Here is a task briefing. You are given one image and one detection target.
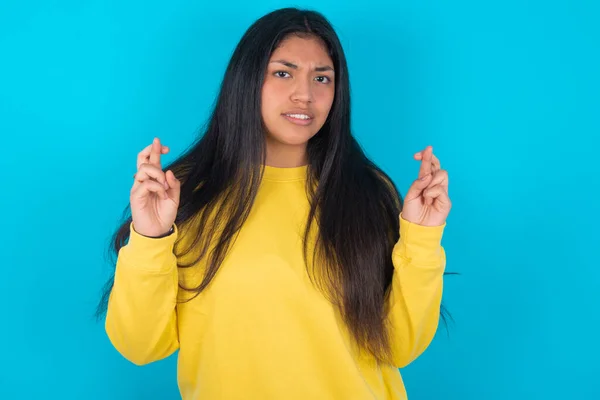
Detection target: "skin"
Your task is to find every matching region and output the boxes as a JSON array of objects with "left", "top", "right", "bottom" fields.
[
  {"left": 133, "top": 39, "right": 451, "bottom": 230},
  {"left": 401, "top": 146, "right": 452, "bottom": 227},
  {"left": 131, "top": 138, "right": 180, "bottom": 237},
  {"left": 260, "top": 34, "right": 336, "bottom": 168},
  {"left": 256, "top": 34, "right": 451, "bottom": 226}
]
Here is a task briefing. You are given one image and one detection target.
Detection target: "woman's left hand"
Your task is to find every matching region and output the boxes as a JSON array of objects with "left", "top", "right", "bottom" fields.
[{"left": 401, "top": 145, "right": 451, "bottom": 227}]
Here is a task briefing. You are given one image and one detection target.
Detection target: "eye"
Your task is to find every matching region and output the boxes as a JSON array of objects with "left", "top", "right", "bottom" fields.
[
  {"left": 315, "top": 76, "right": 332, "bottom": 84},
  {"left": 274, "top": 71, "right": 291, "bottom": 78}
]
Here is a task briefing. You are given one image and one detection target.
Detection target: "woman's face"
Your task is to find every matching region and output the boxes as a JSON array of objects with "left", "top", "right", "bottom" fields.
[{"left": 261, "top": 34, "right": 335, "bottom": 163}]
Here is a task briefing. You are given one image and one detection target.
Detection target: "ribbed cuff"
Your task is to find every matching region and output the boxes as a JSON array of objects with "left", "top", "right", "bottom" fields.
[
  {"left": 119, "top": 222, "right": 179, "bottom": 270},
  {"left": 398, "top": 213, "right": 445, "bottom": 247},
  {"left": 394, "top": 213, "right": 446, "bottom": 266}
]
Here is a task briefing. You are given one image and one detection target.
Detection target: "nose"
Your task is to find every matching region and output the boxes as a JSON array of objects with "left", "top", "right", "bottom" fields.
[{"left": 290, "top": 78, "right": 313, "bottom": 103}]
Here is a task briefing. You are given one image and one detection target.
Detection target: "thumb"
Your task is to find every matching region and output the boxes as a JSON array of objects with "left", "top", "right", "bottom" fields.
[
  {"left": 405, "top": 173, "right": 432, "bottom": 200},
  {"left": 165, "top": 170, "right": 181, "bottom": 202}
]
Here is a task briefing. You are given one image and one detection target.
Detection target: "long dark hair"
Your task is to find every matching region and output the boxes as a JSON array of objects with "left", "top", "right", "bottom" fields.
[{"left": 97, "top": 7, "right": 453, "bottom": 365}]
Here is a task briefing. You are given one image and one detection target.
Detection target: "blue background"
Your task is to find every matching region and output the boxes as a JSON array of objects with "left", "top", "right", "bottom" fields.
[{"left": 1, "top": 0, "right": 598, "bottom": 399}]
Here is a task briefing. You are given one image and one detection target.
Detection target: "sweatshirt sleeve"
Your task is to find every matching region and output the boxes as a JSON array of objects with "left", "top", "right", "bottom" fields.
[
  {"left": 105, "top": 222, "right": 180, "bottom": 366},
  {"left": 386, "top": 213, "right": 446, "bottom": 368}
]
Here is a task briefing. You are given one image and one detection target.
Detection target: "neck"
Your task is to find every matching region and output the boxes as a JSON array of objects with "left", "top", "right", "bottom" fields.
[{"left": 265, "top": 139, "right": 308, "bottom": 168}]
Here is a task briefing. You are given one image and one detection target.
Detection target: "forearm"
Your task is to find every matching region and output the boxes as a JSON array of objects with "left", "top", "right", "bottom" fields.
[
  {"left": 105, "top": 223, "right": 180, "bottom": 365},
  {"left": 386, "top": 214, "right": 446, "bottom": 368}
]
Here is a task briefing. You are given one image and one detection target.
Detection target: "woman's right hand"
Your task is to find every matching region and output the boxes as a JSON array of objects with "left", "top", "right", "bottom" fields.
[{"left": 130, "top": 137, "right": 181, "bottom": 237}]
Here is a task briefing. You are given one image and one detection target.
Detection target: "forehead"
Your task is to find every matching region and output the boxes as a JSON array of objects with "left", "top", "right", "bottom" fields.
[{"left": 270, "top": 35, "right": 332, "bottom": 65}]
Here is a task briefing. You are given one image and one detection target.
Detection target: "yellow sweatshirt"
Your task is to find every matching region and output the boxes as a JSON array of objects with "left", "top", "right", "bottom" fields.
[{"left": 105, "top": 164, "right": 446, "bottom": 400}]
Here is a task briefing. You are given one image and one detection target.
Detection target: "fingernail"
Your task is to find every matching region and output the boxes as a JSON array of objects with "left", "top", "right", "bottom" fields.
[{"left": 420, "top": 174, "right": 429, "bottom": 181}]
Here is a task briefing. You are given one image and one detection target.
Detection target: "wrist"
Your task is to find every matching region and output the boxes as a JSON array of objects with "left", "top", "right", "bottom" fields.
[
  {"left": 144, "top": 225, "right": 175, "bottom": 238},
  {"left": 132, "top": 223, "right": 175, "bottom": 239}
]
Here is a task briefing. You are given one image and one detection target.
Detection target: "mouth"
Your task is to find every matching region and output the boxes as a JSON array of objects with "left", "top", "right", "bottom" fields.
[{"left": 281, "top": 112, "right": 314, "bottom": 126}]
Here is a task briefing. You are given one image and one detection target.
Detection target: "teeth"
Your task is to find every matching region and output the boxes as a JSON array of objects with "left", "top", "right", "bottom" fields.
[{"left": 286, "top": 114, "right": 311, "bottom": 120}]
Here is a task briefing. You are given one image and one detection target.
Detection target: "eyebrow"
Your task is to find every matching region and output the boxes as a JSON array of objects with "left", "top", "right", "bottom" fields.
[{"left": 270, "top": 59, "right": 334, "bottom": 73}]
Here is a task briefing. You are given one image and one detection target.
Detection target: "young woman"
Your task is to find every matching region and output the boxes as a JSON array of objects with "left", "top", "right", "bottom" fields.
[{"left": 98, "top": 7, "right": 451, "bottom": 400}]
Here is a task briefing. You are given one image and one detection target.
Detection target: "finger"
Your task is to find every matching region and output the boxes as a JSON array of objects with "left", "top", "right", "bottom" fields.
[
  {"left": 423, "top": 185, "right": 451, "bottom": 208},
  {"left": 431, "top": 152, "right": 440, "bottom": 175},
  {"left": 131, "top": 179, "right": 169, "bottom": 200},
  {"left": 427, "top": 169, "right": 449, "bottom": 193},
  {"left": 415, "top": 150, "right": 441, "bottom": 173},
  {"left": 134, "top": 164, "right": 169, "bottom": 188},
  {"left": 417, "top": 146, "right": 433, "bottom": 179},
  {"left": 137, "top": 144, "right": 169, "bottom": 169},
  {"left": 137, "top": 143, "right": 169, "bottom": 170},
  {"left": 414, "top": 150, "right": 440, "bottom": 165},
  {"left": 165, "top": 170, "right": 181, "bottom": 204},
  {"left": 149, "top": 137, "right": 163, "bottom": 167},
  {"left": 404, "top": 172, "right": 433, "bottom": 202}
]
